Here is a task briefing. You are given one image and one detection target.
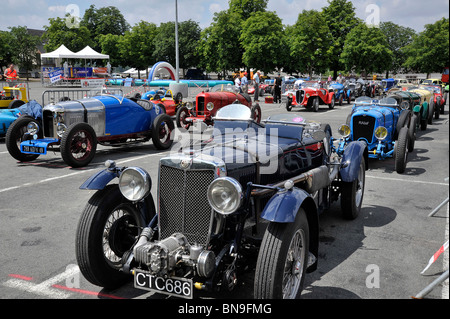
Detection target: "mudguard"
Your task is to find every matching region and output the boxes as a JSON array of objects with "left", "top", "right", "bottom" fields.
[
  {"left": 260, "top": 187, "right": 312, "bottom": 223},
  {"left": 79, "top": 169, "right": 119, "bottom": 190},
  {"left": 413, "top": 104, "right": 421, "bottom": 114},
  {"left": 340, "top": 140, "right": 367, "bottom": 182}
]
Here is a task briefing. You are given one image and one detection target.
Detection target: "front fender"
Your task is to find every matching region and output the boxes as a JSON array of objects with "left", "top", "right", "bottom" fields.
[
  {"left": 340, "top": 140, "right": 368, "bottom": 182},
  {"left": 80, "top": 169, "right": 119, "bottom": 190},
  {"left": 260, "top": 187, "right": 312, "bottom": 223}
]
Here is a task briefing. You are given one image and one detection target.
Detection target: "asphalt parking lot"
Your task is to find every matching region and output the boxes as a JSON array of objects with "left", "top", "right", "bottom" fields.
[{"left": 0, "top": 82, "right": 448, "bottom": 300}]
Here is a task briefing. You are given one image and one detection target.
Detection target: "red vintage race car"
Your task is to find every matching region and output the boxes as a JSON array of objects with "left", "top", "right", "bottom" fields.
[
  {"left": 147, "top": 89, "right": 183, "bottom": 117},
  {"left": 176, "top": 84, "right": 261, "bottom": 129},
  {"left": 286, "top": 81, "right": 335, "bottom": 112},
  {"left": 420, "top": 85, "right": 446, "bottom": 118}
]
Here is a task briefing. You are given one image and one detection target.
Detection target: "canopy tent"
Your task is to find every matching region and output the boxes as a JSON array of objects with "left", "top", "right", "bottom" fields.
[
  {"left": 40, "top": 44, "right": 77, "bottom": 59},
  {"left": 74, "top": 46, "right": 109, "bottom": 59},
  {"left": 41, "top": 45, "right": 109, "bottom": 60}
]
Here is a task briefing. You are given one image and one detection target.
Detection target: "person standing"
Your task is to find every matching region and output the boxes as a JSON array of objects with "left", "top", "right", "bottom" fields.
[
  {"left": 253, "top": 70, "right": 261, "bottom": 101},
  {"left": 241, "top": 72, "right": 248, "bottom": 94},
  {"left": 4, "top": 64, "right": 18, "bottom": 84},
  {"left": 274, "top": 73, "right": 282, "bottom": 103},
  {"left": 234, "top": 74, "right": 241, "bottom": 93}
]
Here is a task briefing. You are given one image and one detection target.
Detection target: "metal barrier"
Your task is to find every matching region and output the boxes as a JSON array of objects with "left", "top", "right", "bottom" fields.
[
  {"left": 413, "top": 177, "right": 449, "bottom": 299},
  {"left": 41, "top": 87, "right": 124, "bottom": 106}
]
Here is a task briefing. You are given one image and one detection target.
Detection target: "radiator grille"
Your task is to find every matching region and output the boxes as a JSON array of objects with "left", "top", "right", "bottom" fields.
[
  {"left": 352, "top": 115, "right": 375, "bottom": 144},
  {"left": 197, "top": 97, "right": 205, "bottom": 115},
  {"left": 159, "top": 165, "right": 215, "bottom": 245},
  {"left": 296, "top": 90, "right": 305, "bottom": 104}
]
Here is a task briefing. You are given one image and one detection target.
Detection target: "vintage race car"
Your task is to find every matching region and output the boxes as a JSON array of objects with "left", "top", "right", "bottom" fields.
[
  {"left": 0, "top": 84, "right": 29, "bottom": 109},
  {"left": 419, "top": 85, "right": 446, "bottom": 118},
  {"left": 286, "top": 81, "right": 335, "bottom": 112},
  {"left": 175, "top": 84, "right": 261, "bottom": 129},
  {"left": 407, "top": 86, "right": 435, "bottom": 126},
  {"left": 5, "top": 90, "right": 174, "bottom": 168},
  {"left": 75, "top": 103, "right": 368, "bottom": 299},
  {"left": 328, "top": 82, "right": 346, "bottom": 105},
  {"left": 388, "top": 91, "right": 429, "bottom": 131},
  {"left": 141, "top": 89, "right": 183, "bottom": 117},
  {"left": 339, "top": 97, "right": 415, "bottom": 174},
  {"left": 0, "top": 108, "right": 21, "bottom": 136}
]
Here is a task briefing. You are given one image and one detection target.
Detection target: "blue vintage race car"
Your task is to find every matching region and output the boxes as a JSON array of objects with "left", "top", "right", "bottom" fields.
[
  {"left": 328, "top": 82, "right": 346, "bottom": 105},
  {"left": 5, "top": 91, "right": 174, "bottom": 167},
  {"left": 0, "top": 108, "right": 21, "bottom": 136},
  {"left": 336, "top": 97, "right": 415, "bottom": 174}
]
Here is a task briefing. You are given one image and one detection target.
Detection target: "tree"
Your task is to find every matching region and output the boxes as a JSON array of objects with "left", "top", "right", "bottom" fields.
[
  {"left": 240, "top": 11, "right": 285, "bottom": 74},
  {"left": 228, "top": 0, "right": 268, "bottom": 21},
  {"left": 98, "top": 34, "right": 123, "bottom": 68},
  {"left": 379, "top": 21, "right": 416, "bottom": 77},
  {"left": 9, "top": 26, "right": 41, "bottom": 80},
  {"left": 290, "top": 10, "right": 332, "bottom": 77},
  {"left": 402, "top": 18, "right": 449, "bottom": 77},
  {"left": 340, "top": 23, "right": 393, "bottom": 76},
  {"left": 322, "top": 0, "right": 360, "bottom": 79},
  {"left": 42, "top": 16, "right": 93, "bottom": 52},
  {"left": 0, "top": 31, "right": 14, "bottom": 71},
  {"left": 197, "top": 10, "right": 243, "bottom": 77},
  {"left": 118, "top": 21, "right": 158, "bottom": 78},
  {"left": 81, "top": 5, "right": 129, "bottom": 50}
]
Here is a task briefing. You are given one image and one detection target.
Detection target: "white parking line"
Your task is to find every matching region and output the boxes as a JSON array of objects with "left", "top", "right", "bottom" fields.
[
  {"left": 3, "top": 266, "right": 80, "bottom": 299},
  {"left": 0, "top": 152, "right": 167, "bottom": 194},
  {"left": 366, "top": 175, "right": 449, "bottom": 187}
]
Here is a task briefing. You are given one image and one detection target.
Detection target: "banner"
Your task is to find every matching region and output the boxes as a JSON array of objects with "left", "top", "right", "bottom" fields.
[{"left": 81, "top": 79, "right": 106, "bottom": 88}]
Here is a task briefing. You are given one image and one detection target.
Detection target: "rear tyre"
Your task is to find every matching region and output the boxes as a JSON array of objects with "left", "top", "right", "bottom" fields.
[
  {"left": 407, "top": 115, "right": 417, "bottom": 152},
  {"left": 328, "top": 95, "right": 335, "bottom": 109},
  {"left": 251, "top": 103, "right": 262, "bottom": 123},
  {"left": 152, "top": 113, "right": 174, "bottom": 150}
]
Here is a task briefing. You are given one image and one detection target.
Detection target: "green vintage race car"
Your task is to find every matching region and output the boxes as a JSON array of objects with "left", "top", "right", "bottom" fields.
[{"left": 388, "top": 90, "right": 430, "bottom": 131}]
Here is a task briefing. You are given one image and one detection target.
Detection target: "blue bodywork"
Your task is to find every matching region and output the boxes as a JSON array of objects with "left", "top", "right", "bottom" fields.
[
  {"left": 338, "top": 97, "right": 404, "bottom": 160},
  {"left": 19, "top": 95, "right": 165, "bottom": 157},
  {"left": 0, "top": 109, "right": 21, "bottom": 136},
  {"left": 328, "top": 82, "right": 345, "bottom": 102}
]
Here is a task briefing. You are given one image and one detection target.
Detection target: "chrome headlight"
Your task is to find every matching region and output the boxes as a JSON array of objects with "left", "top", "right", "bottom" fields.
[
  {"left": 186, "top": 102, "right": 194, "bottom": 110},
  {"left": 206, "top": 102, "right": 214, "bottom": 111},
  {"left": 338, "top": 124, "right": 351, "bottom": 138},
  {"left": 56, "top": 123, "right": 67, "bottom": 137},
  {"left": 27, "top": 121, "right": 39, "bottom": 135},
  {"left": 207, "top": 177, "right": 243, "bottom": 215},
  {"left": 375, "top": 126, "right": 388, "bottom": 140},
  {"left": 119, "top": 167, "right": 151, "bottom": 201}
]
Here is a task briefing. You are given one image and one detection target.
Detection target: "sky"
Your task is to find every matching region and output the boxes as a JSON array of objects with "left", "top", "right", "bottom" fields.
[{"left": 1, "top": 0, "right": 448, "bottom": 33}]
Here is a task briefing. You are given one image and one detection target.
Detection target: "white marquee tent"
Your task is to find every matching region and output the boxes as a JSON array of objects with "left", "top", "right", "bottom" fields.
[{"left": 41, "top": 45, "right": 109, "bottom": 60}]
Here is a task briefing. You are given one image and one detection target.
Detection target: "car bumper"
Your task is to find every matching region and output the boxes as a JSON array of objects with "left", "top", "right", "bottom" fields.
[{"left": 20, "top": 138, "right": 59, "bottom": 155}]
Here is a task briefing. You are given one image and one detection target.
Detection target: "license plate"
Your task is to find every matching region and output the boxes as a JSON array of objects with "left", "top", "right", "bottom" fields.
[
  {"left": 134, "top": 271, "right": 193, "bottom": 299},
  {"left": 22, "top": 145, "right": 45, "bottom": 154}
]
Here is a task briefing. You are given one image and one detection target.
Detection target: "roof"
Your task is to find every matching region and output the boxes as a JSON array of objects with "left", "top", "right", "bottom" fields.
[{"left": 40, "top": 45, "right": 109, "bottom": 59}]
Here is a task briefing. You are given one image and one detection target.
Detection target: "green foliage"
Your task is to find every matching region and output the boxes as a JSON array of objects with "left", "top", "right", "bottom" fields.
[
  {"left": 8, "top": 26, "right": 41, "bottom": 78},
  {"left": 402, "top": 18, "right": 449, "bottom": 75},
  {"left": 290, "top": 10, "right": 332, "bottom": 76},
  {"left": 321, "top": 0, "right": 360, "bottom": 77},
  {"left": 0, "top": 31, "right": 14, "bottom": 69},
  {"left": 379, "top": 21, "right": 416, "bottom": 76},
  {"left": 42, "top": 16, "right": 93, "bottom": 52},
  {"left": 240, "top": 11, "right": 285, "bottom": 73},
  {"left": 81, "top": 5, "right": 129, "bottom": 50},
  {"left": 153, "top": 20, "right": 201, "bottom": 71},
  {"left": 197, "top": 10, "right": 243, "bottom": 75},
  {"left": 340, "top": 23, "right": 393, "bottom": 75},
  {"left": 228, "top": 0, "right": 268, "bottom": 20}
]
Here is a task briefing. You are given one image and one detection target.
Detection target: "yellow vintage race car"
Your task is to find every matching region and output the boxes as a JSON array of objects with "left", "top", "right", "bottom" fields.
[
  {"left": 407, "top": 87, "right": 435, "bottom": 128},
  {"left": 0, "top": 84, "right": 29, "bottom": 109}
]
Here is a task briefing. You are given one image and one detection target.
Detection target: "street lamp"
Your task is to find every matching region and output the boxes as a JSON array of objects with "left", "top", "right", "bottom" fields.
[{"left": 175, "top": 0, "right": 179, "bottom": 83}]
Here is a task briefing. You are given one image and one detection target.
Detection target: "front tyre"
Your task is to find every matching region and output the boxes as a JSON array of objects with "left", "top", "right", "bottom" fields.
[
  {"left": 5, "top": 115, "right": 40, "bottom": 162},
  {"left": 340, "top": 157, "right": 365, "bottom": 220},
  {"left": 254, "top": 209, "right": 309, "bottom": 299},
  {"left": 76, "top": 185, "right": 153, "bottom": 289},
  {"left": 394, "top": 126, "right": 409, "bottom": 174},
  {"left": 251, "top": 103, "right": 262, "bottom": 123}
]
